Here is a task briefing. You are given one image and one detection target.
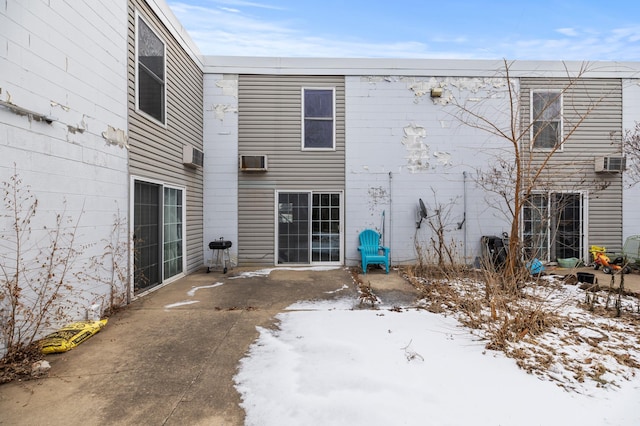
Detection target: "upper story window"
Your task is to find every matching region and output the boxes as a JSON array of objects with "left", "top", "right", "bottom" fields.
[
  {"left": 302, "top": 88, "right": 335, "bottom": 150},
  {"left": 531, "top": 90, "right": 562, "bottom": 150},
  {"left": 136, "top": 14, "right": 166, "bottom": 125}
]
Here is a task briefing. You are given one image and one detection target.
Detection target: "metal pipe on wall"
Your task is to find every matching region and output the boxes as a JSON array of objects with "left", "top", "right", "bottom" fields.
[
  {"left": 463, "top": 171, "right": 468, "bottom": 262},
  {"left": 388, "top": 171, "right": 393, "bottom": 262}
]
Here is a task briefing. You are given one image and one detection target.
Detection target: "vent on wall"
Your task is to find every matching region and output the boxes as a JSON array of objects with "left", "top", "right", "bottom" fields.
[
  {"left": 594, "top": 156, "right": 625, "bottom": 173},
  {"left": 183, "top": 144, "right": 204, "bottom": 168},
  {"left": 240, "top": 155, "right": 268, "bottom": 171}
]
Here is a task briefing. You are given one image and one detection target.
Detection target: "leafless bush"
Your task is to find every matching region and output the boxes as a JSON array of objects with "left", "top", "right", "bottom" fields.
[
  {"left": 0, "top": 170, "right": 88, "bottom": 360},
  {"left": 406, "top": 264, "right": 562, "bottom": 351},
  {"left": 349, "top": 268, "right": 380, "bottom": 308},
  {"left": 406, "top": 260, "right": 640, "bottom": 392},
  {"left": 82, "top": 206, "right": 130, "bottom": 316},
  {"left": 624, "top": 121, "right": 640, "bottom": 187},
  {"left": 413, "top": 195, "right": 469, "bottom": 280},
  {"left": 0, "top": 170, "right": 129, "bottom": 383}
]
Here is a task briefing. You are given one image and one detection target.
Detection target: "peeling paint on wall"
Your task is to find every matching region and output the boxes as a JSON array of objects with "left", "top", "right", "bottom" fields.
[
  {"left": 210, "top": 104, "right": 238, "bottom": 121},
  {"left": 361, "top": 76, "right": 399, "bottom": 84},
  {"left": 433, "top": 151, "right": 452, "bottom": 166},
  {"left": 50, "top": 100, "right": 70, "bottom": 112},
  {"left": 216, "top": 79, "right": 238, "bottom": 98},
  {"left": 402, "top": 123, "right": 430, "bottom": 173},
  {"left": 49, "top": 101, "right": 91, "bottom": 135},
  {"left": 66, "top": 114, "right": 88, "bottom": 134},
  {"left": 404, "top": 77, "right": 508, "bottom": 105},
  {"left": 367, "top": 186, "right": 390, "bottom": 213},
  {"left": 102, "top": 125, "right": 128, "bottom": 149},
  {"left": 404, "top": 77, "right": 438, "bottom": 98}
]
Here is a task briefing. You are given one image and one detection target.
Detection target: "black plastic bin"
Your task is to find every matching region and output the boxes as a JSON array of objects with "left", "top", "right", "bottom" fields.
[
  {"left": 481, "top": 235, "right": 508, "bottom": 270},
  {"left": 576, "top": 272, "right": 595, "bottom": 284}
]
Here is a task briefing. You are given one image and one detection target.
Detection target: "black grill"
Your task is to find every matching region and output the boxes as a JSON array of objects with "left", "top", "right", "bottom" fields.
[{"left": 209, "top": 240, "right": 232, "bottom": 250}]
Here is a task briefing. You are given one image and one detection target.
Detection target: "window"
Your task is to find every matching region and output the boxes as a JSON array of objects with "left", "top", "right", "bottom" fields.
[
  {"left": 531, "top": 90, "right": 562, "bottom": 149},
  {"left": 136, "top": 14, "right": 166, "bottom": 124},
  {"left": 302, "top": 88, "right": 335, "bottom": 149}
]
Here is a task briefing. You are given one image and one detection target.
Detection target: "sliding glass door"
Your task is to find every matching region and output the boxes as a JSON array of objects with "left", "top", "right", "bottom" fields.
[
  {"left": 523, "top": 192, "right": 584, "bottom": 262},
  {"left": 277, "top": 191, "right": 342, "bottom": 265},
  {"left": 133, "top": 180, "right": 184, "bottom": 293}
]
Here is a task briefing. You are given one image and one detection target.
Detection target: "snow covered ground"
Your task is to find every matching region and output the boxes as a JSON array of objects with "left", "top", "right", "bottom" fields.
[{"left": 234, "top": 277, "right": 640, "bottom": 426}]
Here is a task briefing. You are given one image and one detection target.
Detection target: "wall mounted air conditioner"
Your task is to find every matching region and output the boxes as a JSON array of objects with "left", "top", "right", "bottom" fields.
[
  {"left": 240, "top": 154, "right": 268, "bottom": 171},
  {"left": 183, "top": 144, "right": 204, "bottom": 168},
  {"left": 594, "top": 156, "right": 625, "bottom": 173}
]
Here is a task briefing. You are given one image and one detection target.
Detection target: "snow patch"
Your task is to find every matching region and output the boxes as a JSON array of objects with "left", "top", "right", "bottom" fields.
[
  {"left": 187, "top": 282, "right": 223, "bottom": 296},
  {"left": 164, "top": 300, "right": 200, "bottom": 309}
]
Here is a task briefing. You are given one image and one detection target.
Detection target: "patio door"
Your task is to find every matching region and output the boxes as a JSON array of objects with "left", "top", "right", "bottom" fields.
[
  {"left": 277, "top": 191, "right": 342, "bottom": 264},
  {"left": 134, "top": 181, "right": 161, "bottom": 291},
  {"left": 133, "top": 179, "right": 184, "bottom": 293},
  {"left": 523, "top": 192, "right": 584, "bottom": 262}
]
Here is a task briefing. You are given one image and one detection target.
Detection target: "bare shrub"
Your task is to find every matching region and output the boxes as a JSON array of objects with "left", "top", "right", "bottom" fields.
[
  {"left": 407, "top": 261, "right": 640, "bottom": 391},
  {"left": 82, "top": 206, "right": 130, "bottom": 316},
  {"left": 413, "top": 195, "right": 469, "bottom": 281},
  {"left": 0, "top": 170, "right": 86, "bottom": 359},
  {"left": 406, "top": 264, "right": 562, "bottom": 351},
  {"left": 0, "top": 169, "right": 131, "bottom": 383},
  {"left": 349, "top": 268, "right": 380, "bottom": 308},
  {"left": 624, "top": 121, "right": 640, "bottom": 187}
]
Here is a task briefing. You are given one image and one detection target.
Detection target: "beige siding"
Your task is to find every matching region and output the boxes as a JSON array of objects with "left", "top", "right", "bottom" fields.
[
  {"left": 520, "top": 78, "right": 623, "bottom": 252},
  {"left": 128, "top": 0, "right": 204, "bottom": 273},
  {"left": 238, "top": 75, "right": 345, "bottom": 265}
]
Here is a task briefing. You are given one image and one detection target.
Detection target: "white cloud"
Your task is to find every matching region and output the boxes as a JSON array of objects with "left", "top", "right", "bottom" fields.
[
  {"left": 169, "top": 2, "right": 294, "bottom": 34},
  {"left": 168, "top": 2, "right": 640, "bottom": 60},
  {"left": 556, "top": 27, "right": 579, "bottom": 36},
  {"left": 169, "top": 2, "right": 440, "bottom": 58},
  {"left": 611, "top": 26, "right": 640, "bottom": 43},
  {"left": 204, "top": 0, "right": 285, "bottom": 10},
  {"left": 219, "top": 7, "right": 241, "bottom": 13}
]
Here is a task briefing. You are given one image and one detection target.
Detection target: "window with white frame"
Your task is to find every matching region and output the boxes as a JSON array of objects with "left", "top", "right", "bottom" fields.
[
  {"left": 302, "top": 88, "right": 335, "bottom": 150},
  {"left": 136, "top": 14, "right": 166, "bottom": 124},
  {"left": 531, "top": 90, "right": 562, "bottom": 149}
]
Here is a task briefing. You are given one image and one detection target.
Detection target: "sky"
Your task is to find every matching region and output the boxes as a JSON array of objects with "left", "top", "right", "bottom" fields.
[
  {"left": 167, "top": 0, "right": 640, "bottom": 60},
  {"left": 227, "top": 269, "right": 640, "bottom": 425}
]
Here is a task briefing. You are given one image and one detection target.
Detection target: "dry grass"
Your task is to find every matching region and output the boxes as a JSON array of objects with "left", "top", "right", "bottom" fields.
[
  {"left": 350, "top": 268, "right": 381, "bottom": 308},
  {"left": 405, "top": 265, "right": 640, "bottom": 392},
  {"left": 0, "top": 343, "right": 45, "bottom": 384}
]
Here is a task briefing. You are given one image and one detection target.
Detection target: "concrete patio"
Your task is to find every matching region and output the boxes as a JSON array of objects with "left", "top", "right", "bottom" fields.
[{"left": 0, "top": 265, "right": 638, "bottom": 425}]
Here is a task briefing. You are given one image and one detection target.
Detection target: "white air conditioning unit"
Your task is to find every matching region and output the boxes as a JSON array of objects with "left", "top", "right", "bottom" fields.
[
  {"left": 594, "top": 156, "right": 625, "bottom": 173},
  {"left": 240, "top": 154, "right": 268, "bottom": 171},
  {"left": 183, "top": 144, "right": 204, "bottom": 168}
]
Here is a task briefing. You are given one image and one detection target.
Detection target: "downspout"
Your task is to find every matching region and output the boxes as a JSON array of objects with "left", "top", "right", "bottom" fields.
[
  {"left": 388, "top": 171, "right": 393, "bottom": 262},
  {"left": 463, "top": 171, "right": 468, "bottom": 263}
]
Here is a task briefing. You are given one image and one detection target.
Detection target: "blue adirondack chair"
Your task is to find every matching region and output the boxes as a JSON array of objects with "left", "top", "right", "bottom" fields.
[{"left": 358, "top": 229, "right": 390, "bottom": 274}]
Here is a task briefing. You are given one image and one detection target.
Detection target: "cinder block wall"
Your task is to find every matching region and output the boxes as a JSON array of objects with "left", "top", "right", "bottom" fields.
[
  {"left": 345, "top": 76, "right": 513, "bottom": 266},
  {"left": 0, "top": 0, "right": 130, "bottom": 337}
]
